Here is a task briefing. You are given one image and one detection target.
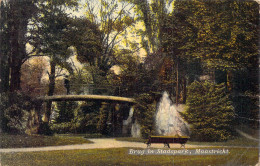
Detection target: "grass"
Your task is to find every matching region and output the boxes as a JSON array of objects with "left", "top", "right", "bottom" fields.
[
  {"left": 0, "top": 133, "right": 92, "bottom": 148},
  {"left": 188, "top": 136, "right": 258, "bottom": 147},
  {"left": 116, "top": 136, "right": 258, "bottom": 147},
  {"left": 1, "top": 147, "right": 258, "bottom": 166}
]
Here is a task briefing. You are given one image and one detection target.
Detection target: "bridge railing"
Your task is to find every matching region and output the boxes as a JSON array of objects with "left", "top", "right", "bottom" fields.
[
  {"left": 27, "top": 83, "right": 176, "bottom": 98},
  {"left": 31, "top": 84, "right": 123, "bottom": 97}
]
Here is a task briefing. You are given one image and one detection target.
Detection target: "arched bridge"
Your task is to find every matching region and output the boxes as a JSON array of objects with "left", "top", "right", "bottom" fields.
[
  {"left": 38, "top": 95, "right": 135, "bottom": 103},
  {"left": 37, "top": 94, "right": 136, "bottom": 136}
]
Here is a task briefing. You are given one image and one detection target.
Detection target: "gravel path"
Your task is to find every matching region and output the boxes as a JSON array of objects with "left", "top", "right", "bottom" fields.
[{"left": 0, "top": 138, "right": 209, "bottom": 153}]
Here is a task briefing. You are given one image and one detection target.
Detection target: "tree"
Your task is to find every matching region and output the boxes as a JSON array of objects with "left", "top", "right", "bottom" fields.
[
  {"left": 68, "top": 62, "right": 92, "bottom": 95},
  {"left": 126, "top": 0, "right": 155, "bottom": 54},
  {"left": 182, "top": 81, "right": 235, "bottom": 141},
  {"left": 180, "top": 0, "right": 258, "bottom": 90},
  {"left": 69, "top": 18, "right": 102, "bottom": 66},
  {"left": 134, "top": 93, "right": 158, "bottom": 138},
  {"left": 73, "top": 102, "right": 100, "bottom": 133},
  {"left": 20, "top": 57, "right": 48, "bottom": 97},
  {"left": 0, "top": 0, "right": 38, "bottom": 92},
  {"left": 112, "top": 52, "right": 164, "bottom": 97},
  {"left": 0, "top": 1, "right": 10, "bottom": 93},
  {"left": 134, "top": 0, "right": 195, "bottom": 104},
  {"left": 0, "top": 0, "right": 39, "bottom": 132},
  {"left": 161, "top": 14, "right": 191, "bottom": 104},
  {"left": 172, "top": 0, "right": 259, "bottom": 129},
  {"left": 67, "top": 17, "right": 104, "bottom": 88},
  {"left": 121, "top": 0, "right": 199, "bottom": 104},
  {"left": 122, "top": 0, "right": 174, "bottom": 54},
  {"left": 0, "top": 0, "right": 78, "bottom": 134},
  {"left": 33, "top": 3, "right": 76, "bottom": 124},
  {"left": 83, "top": 0, "right": 136, "bottom": 76},
  {"left": 55, "top": 101, "right": 78, "bottom": 123},
  {"left": 0, "top": 0, "right": 78, "bottom": 94}
]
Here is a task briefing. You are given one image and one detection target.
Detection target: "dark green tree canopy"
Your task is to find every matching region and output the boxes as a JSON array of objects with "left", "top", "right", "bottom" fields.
[
  {"left": 68, "top": 17, "right": 103, "bottom": 67},
  {"left": 178, "top": 0, "right": 259, "bottom": 70}
]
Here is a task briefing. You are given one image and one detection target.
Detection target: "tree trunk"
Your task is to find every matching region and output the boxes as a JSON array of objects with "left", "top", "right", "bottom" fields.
[
  {"left": 182, "top": 76, "right": 186, "bottom": 104},
  {"left": 44, "top": 60, "right": 56, "bottom": 123},
  {"left": 1, "top": 1, "right": 37, "bottom": 93},
  {"left": 0, "top": 59, "right": 10, "bottom": 93},
  {"left": 9, "top": 17, "right": 22, "bottom": 92},
  {"left": 48, "top": 60, "right": 56, "bottom": 96},
  {"left": 8, "top": 1, "right": 31, "bottom": 92},
  {"left": 0, "top": 3, "right": 10, "bottom": 93},
  {"left": 9, "top": 62, "right": 22, "bottom": 92},
  {"left": 226, "top": 70, "right": 233, "bottom": 91},
  {"left": 175, "top": 56, "right": 179, "bottom": 105}
]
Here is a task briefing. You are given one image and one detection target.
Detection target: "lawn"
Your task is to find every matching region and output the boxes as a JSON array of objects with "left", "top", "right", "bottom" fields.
[
  {"left": 0, "top": 134, "right": 92, "bottom": 148},
  {"left": 1, "top": 147, "right": 258, "bottom": 166},
  {"left": 116, "top": 136, "right": 259, "bottom": 147},
  {"left": 188, "top": 137, "right": 258, "bottom": 147}
]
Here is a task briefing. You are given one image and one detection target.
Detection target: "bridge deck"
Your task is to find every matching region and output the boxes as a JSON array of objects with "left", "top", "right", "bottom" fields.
[{"left": 38, "top": 95, "right": 135, "bottom": 103}]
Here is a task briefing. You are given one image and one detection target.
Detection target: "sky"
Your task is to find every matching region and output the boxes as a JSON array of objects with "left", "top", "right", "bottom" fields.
[{"left": 65, "top": 0, "right": 147, "bottom": 72}]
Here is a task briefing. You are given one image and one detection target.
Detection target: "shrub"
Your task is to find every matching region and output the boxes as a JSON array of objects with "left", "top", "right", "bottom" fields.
[
  {"left": 0, "top": 93, "right": 10, "bottom": 132},
  {"left": 55, "top": 101, "right": 78, "bottom": 123},
  {"left": 75, "top": 102, "right": 100, "bottom": 133},
  {"left": 182, "top": 81, "right": 235, "bottom": 141},
  {"left": 134, "top": 93, "right": 159, "bottom": 138},
  {"left": 51, "top": 102, "right": 100, "bottom": 134},
  {"left": 0, "top": 92, "right": 40, "bottom": 134},
  {"left": 50, "top": 122, "right": 74, "bottom": 134}
]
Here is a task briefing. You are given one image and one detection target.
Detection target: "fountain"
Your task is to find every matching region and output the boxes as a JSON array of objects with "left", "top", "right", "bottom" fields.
[
  {"left": 122, "top": 107, "right": 141, "bottom": 137},
  {"left": 123, "top": 91, "right": 189, "bottom": 138},
  {"left": 155, "top": 91, "right": 190, "bottom": 136},
  {"left": 123, "top": 107, "right": 134, "bottom": 126},
  {"left": 131, "top": 119, "right": 141, "bottom": 138}
]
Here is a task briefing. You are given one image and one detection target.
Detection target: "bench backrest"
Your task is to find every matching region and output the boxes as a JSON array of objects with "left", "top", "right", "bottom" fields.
[{"left": 149, "top": 136, "right": 189, "bottom": 144}]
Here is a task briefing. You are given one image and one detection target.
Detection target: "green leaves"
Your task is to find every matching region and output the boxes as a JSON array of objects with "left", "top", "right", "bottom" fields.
[
  {"left": 183, "top": 81, "right": 235, "bottom": 141},
  {"left": 134, "top": 93, "right": 157, "bottom": 138},
  {"left": 179, "top": 0, "right": 258, "bottom": 70},
  {"left": 69, "top": 17, "right": 102, "bottom": 65}
]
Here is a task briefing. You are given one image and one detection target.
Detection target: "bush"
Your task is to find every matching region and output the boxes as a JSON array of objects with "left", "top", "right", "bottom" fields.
[
  {"left": 76, "top": 102, "right": 101, "bottom": 133},
  {"left": 182, "top": 81, "right": 235, "bottom": 141},
  {"left": 55, "top": 101, "right": 78, "bottom": 123},
  {"left": 51, "top": 102, "right": 100, "bottom": 134},
  {"left": 50, "top": 122, "right": 74, "bottom": 134},
  {"left": 0, "top": 93, "right": 10, "bottom": 132},
  {"left": 134, "top": 93, "right": 159, "bottom": 138},
  {"left": 0, "top": 92, "right": 40, "bottom": 134}
]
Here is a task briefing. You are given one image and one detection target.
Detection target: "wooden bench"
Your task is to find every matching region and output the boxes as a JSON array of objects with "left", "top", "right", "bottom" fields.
[{"left": 145, "top": 136, "right": 189, "bottom": 148}]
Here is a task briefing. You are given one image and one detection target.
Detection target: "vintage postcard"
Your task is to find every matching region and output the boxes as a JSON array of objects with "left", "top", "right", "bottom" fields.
[{"left": 0, "top": 0, "right": 259, "bottom": 165}]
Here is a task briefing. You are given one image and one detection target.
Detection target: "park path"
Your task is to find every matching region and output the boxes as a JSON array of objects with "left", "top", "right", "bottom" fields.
[
  {"left": 235, "top": 128, "right": 259, "bottom": 141},
  {"left": 0, "top": 138, "right": 211, "bottom": 153}
]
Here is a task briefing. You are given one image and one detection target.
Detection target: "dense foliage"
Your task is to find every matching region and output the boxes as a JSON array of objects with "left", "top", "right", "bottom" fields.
[
  {"left": 55, "top": 101, "right": 78, "bottom": 123},
  {"left": 182, "top": 81, "right": 235, "bottom": 141},
  {"left": 134, "top": 93, "right": 159, "bottom": 138},
  {"left": 51, "top": 102, "right": 99, "bottom": 134},
  {"left": 0, "top": 92, "right": 41, "bottom": 134},
  {"left": 51, "top": 101, "right": 125, "bottom": 135}
]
